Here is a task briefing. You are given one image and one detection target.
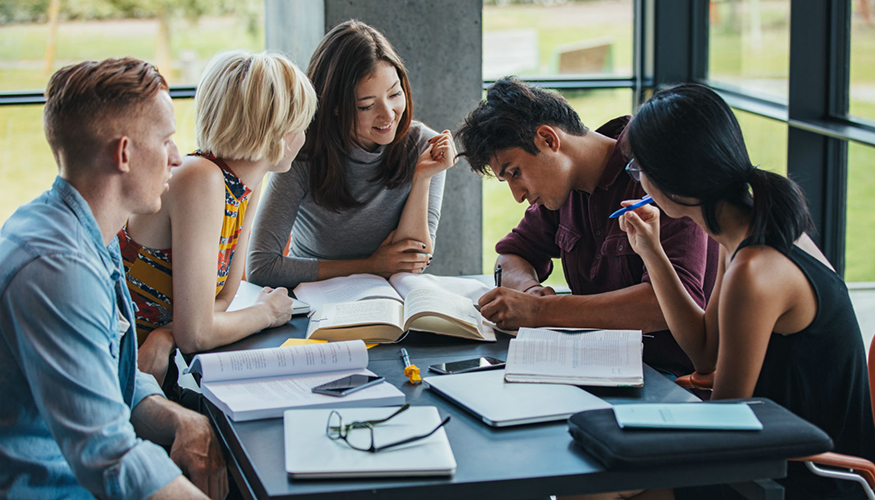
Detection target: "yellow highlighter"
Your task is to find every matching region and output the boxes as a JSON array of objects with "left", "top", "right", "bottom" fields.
[{"left": 400, "top": 348, "right": 421, "bottom": 384}]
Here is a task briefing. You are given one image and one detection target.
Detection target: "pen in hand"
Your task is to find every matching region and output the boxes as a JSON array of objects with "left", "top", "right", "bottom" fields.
[
  {"left": 494, "top": 264, "right": 502, "bottom": 287},
  {"left": 609, "top": 195, "right": 654, "bottom": 219}
]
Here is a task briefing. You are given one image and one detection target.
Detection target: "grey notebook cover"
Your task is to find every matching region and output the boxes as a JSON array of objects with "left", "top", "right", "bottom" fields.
[
  {"left": 284, "top": 406, "right": 456, "bottom": 478},
  {"left": 425, "top": 369, "right": 612, "bottom": 427}
]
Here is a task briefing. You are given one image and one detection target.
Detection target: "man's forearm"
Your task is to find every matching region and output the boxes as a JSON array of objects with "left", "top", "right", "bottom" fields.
[
  {"left": 495, "top": 254, "right": 542, "bottom": 290},
  {"left": 538, "top": 282, "right": 668, "bottom": 333},
  {"left": 131, "top": 394, "right": 194, "bottom": 446}
]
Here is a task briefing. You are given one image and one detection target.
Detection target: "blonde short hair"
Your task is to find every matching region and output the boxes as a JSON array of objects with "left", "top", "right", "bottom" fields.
[{"left": 195, "top": 50, "right": 317, "bottom": 163}]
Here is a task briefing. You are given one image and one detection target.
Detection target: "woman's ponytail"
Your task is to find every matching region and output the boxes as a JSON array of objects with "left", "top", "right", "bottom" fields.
[{"left": 746, "top": 168, "right": 814, "bottom": 253}]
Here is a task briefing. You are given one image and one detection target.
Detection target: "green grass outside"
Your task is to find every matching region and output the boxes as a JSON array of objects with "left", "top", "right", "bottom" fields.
[{"left": 0, "top": 16, "right": 263, "bottom": 91}]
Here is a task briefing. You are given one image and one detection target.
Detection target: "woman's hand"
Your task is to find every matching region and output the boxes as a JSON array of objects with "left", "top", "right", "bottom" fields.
[
  {"left": 254, "top": 286, "right": 295, "bottom": 329},
  {"left": 414, "top": 130, "right": 456, "bottom": 181},
  {"left": 617, "top": 202, "right": 662, "bottom": 259},
  {"left": 367, "top": 231, "right": 431, "bottom": 278}
]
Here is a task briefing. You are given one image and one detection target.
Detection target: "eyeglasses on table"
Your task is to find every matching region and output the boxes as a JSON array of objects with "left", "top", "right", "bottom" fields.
[{"left": 325, "top": 403, "right": 451, "bottom": 453}]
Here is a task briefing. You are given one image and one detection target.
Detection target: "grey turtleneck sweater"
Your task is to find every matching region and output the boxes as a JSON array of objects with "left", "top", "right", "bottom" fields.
[{"left": 247, "top": 121, "right": 445, "bottom": 289}]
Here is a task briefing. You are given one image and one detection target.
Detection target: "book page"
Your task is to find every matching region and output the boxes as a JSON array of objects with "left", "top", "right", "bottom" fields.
[
  {"left": 389, "top": 272, "right": 492, "bottom": 303},
  {"left": 204, "top": 368, "right": 405, "bottom": 421},
  {"left": 293, "top": 274, "right": 401, "bottom": 311},
  {"left": 186, "top": 340, "right": 369, "bottom": 383},
  {"left": 506, "top": 328, "right": 641, "bottom": 379},
  {"left": 402, "top": 286, "right": 481, "bottom": 329},
  {"left": 308, "top": 299, "right": 404, "bottom": 331}
]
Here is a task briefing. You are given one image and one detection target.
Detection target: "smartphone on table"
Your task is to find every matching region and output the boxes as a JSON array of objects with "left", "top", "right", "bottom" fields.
[
  {"left": 311, "top": 374, "right": 385, "bottom": 397},
  {"left": 428, "top": 357, "right": 506, "bottom": 375}
]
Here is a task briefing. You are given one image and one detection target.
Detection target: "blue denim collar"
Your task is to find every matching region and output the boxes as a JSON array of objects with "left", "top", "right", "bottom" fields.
[{"left": 51, "top": 176, "right": 123, "bottom": 279}]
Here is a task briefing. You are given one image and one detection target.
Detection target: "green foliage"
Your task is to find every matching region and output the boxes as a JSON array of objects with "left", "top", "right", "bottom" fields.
[
  {"left": 0, "top": 0, "right": 261, "bottom": 24},
  {"left": 0, "top": 0, "right": 50, "bottom": 24}
]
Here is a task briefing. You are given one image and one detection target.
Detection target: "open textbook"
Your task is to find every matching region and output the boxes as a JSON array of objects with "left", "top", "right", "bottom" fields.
[
  {"left": 185, "top": 340, "right": 405, "bottom": 421},
  {"left": 504, "top": 328, "right": 643, "bottom": 387},
  {"left": 296, "top": 273, "right": 497, "bottom": 343}
]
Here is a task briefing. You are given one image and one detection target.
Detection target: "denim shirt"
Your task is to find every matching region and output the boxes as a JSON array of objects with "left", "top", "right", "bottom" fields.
[{"left": 0, "top": 177, "right": 181, "bottom": 499}]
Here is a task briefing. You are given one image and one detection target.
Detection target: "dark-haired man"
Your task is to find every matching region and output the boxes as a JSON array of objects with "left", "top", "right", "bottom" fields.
[
  {"left": 0, "top": 58, "right": 226, "bottom": 499},
  {"left": 458, "top": 77, "right": 716, "bottom": 375}
]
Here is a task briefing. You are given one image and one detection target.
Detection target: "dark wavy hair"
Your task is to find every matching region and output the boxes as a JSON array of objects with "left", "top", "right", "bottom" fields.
[
  {"left": 456, "top": 76, "right": 587, "bottom": 176},
  {"left": 627, "top": 83, "right": 814, "bottom": 253},
  {"left": 299, "top": 20, "right": 415, "bottom": 212}
]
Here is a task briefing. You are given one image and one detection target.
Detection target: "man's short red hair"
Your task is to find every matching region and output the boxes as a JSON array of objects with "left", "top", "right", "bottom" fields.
[{"left": 43, "top": 57, "right": 168, "bottom": 168}]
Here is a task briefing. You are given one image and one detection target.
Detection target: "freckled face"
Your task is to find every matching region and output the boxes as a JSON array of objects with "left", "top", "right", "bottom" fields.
[
  {"left": 491, "top": 147, "right": 573, "bottom": 211},
  {"left": 128, "top": 91, "right": 182, "bottom": 214},
  {"left": 353, "top": 61, "right": 406, "bottom": 152}
]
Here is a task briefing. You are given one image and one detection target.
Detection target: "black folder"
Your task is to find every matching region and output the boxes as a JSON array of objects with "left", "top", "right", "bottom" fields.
[{"left": 567, "top": 398, "right": 833, "bottom": 469}]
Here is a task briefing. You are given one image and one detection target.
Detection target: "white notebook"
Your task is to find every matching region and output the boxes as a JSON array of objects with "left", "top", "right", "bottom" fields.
[
  {"left": 425, "top": 369, "right": 612, "bottom": 427},
  {"left": 284, "top": 406, "right": 456, "bottom": 478}
]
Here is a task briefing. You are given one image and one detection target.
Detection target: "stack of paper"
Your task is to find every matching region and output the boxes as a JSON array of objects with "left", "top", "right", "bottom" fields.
[{"left": 504, "top": 328, "right": 643, "bottom": 387}]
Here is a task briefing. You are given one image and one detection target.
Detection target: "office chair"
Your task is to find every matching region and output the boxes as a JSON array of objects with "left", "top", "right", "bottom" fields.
[{"left": 675, "top": 335, "right": 875, "bottom": 499}]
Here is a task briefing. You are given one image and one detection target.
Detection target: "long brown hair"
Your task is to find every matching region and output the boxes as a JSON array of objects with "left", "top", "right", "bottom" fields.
[{"left": 301, "top": 20, "right": 415, "bottom": 211}]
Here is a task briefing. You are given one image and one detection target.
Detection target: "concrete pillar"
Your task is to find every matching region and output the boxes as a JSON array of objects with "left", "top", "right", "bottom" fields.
[
  {"left": 266, "top": 0, "right": 484, "bottom": 276},
  {"left": 265, "top": 0, "right": 325, "bottom": 67}
]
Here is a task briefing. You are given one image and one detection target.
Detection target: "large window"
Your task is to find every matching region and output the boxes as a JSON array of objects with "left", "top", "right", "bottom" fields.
[
  {"left": 0, "top": 2, "right": 263, "bottom": 223},
  {"left": 483, "top": 0, "right": 633, "bottom": 80},
  {"left": 734, "top": 109, "right": 788, "bottom": 176},
  {"left": 845, "top": 143, "right": 875, "bottom": 282},
  {"left": 850, "top": 0, "right": 875, "bottom": 123},
  {"left": 707, "top": 0, "right": 790, "bottom": 102},
  {"left": 481, "top": 1, "right": 634, "bottom": 276}
]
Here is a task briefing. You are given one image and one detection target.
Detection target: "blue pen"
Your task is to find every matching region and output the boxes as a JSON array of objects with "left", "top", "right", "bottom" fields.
[{"left": 609, "top": 195, "right": 654, "bottom": 219}]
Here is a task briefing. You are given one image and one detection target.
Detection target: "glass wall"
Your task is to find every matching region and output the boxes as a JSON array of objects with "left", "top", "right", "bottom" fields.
[
  {"left": 850, "top": 0, "right": 875, "bottom": 122},
  {"left": 0, "top": 2, "right": 264, "bottom": 224},
  {"left": 482, "top": 0, "right": 633, "bottom": 80},
  {"left": 481, "top": 88, "right": 632, "bottom": 282},
  {"left": 733, "top": 109, "right": 788, "bottom": 176},
  {"left": 845, "top": 142, "right": 875, "bottom": 282},
  {"left": 708, "top": 0, "right": 790, "bottom": 102},
  {"left": 0, "top": 100, "right": 198, "bottom": 223},
  {"left": 0, "top": 2, "right": 264, "bottom": 92}
]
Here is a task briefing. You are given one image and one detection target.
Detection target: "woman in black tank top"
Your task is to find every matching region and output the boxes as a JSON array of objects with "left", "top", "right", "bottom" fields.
[{"left": 603, "top": 84, "right": 874, "bottom": 500}]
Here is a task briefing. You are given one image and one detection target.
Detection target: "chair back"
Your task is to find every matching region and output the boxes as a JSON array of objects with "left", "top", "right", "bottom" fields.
[{"left": 869, "top": 334, "right": 874, "bottom": 424}]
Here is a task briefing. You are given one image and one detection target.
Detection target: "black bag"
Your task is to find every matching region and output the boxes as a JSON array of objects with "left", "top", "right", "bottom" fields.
[{"left": 567, "top": 398, "right": 833, "bottom": 469}]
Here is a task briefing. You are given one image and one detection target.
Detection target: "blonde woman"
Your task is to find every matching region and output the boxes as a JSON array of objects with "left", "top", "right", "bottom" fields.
[{"left": 120, "top": 51, "right": 317, "bottom": 400}]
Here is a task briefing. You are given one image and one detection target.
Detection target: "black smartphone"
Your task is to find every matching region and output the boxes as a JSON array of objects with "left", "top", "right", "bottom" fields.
[
  {"left": 428, "top": 357, "right": 506, "bottom": 375},
  {"left": 311, "top": 374, "right": 385, "bottom": 397}
]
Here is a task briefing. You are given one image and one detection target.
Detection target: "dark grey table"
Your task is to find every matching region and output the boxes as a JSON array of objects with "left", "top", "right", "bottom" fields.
[{"left": 203, "top": 316, "right": 787, "bottom": 500}]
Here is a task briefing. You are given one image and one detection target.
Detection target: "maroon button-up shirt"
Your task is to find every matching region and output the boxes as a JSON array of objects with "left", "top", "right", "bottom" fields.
[{"left": 495, "top": 116, "right": 717, "bottom": 374}]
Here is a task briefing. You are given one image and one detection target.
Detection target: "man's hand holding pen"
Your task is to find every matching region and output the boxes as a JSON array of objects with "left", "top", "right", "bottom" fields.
[{"left": 477, "top": 287, "right": 546, "bottom": 331}]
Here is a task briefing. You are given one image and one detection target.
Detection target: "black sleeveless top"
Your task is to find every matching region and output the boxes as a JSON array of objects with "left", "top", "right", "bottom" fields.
[{"left": 737, "top": 239, "right": 875, "bottom": 499}]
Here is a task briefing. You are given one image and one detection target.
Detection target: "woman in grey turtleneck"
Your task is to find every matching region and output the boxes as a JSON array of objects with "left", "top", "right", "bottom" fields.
[{"left": 247, "top": 20, "right": 453, "bottom": 290}]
